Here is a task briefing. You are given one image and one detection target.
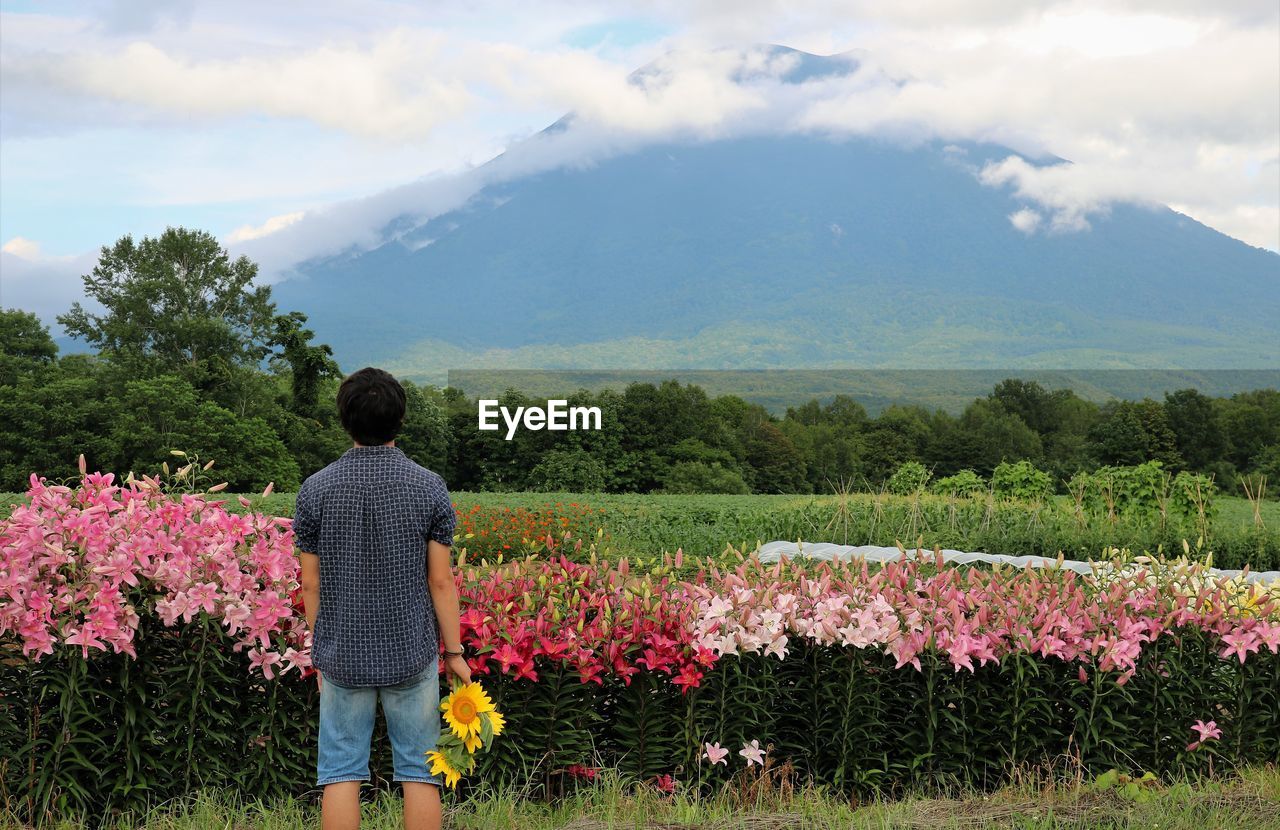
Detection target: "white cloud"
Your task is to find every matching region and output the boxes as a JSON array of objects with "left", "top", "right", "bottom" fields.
[
  {"left": 225, "top": 211, "right": 305, "bottom": 243},
  {"left": 2, "top": 237, "right": 44, "bottom": 259},
  {"left": 0, "top": 241, "right": 95, "bottom": 326},
  {"left": 12, "top": 32, "right": 474, "bottom": 141},
  {"left": 1008, "top": 208, "right": 1042, "bottom": 234},
  {"left": 0, "top": 0, "right": 1276, "bottom": 267}
]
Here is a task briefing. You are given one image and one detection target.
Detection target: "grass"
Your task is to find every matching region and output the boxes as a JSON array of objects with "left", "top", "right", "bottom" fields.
[{"left": 8, "top": 767, "right": 1279, "bottom": 830}]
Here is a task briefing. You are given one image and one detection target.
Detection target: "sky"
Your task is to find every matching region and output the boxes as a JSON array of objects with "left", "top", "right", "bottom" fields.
[{"left": 1, "top": 0, "right": 1278, "bottom": 324}]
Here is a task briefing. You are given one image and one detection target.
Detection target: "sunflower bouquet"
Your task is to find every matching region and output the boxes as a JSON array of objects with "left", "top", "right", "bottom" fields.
[{"left": 427, "top": 681, "right": 505, "bottom": 788}]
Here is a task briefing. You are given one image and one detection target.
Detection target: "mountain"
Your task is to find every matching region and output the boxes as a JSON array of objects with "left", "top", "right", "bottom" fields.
[{"left": 271, "top": 47, "right": 1280, "bottom": 382}]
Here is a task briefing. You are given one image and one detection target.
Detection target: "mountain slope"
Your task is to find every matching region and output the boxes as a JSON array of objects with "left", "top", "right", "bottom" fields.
[{"left": 272, "top": 53, "right": 1280, "bottom": 377}]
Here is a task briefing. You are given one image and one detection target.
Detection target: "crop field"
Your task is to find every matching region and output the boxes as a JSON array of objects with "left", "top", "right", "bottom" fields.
[{"left": 9, "top": 489, "right": 1271, "bottom": 568}]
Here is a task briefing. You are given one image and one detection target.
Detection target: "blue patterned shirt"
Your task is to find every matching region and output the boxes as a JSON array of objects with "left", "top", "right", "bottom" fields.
[{"left": 292, "top": 445, "right": 456, "bottom": 687}]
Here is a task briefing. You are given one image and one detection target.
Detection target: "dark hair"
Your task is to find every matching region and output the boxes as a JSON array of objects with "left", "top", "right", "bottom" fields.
[{"left": 337, "top": 367, "right": 406, "bottom": 445}]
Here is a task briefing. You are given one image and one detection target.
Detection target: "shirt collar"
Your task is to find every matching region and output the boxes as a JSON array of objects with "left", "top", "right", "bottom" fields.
[{"left": 343, "top": 444, "right": 403, "bottom": 457}]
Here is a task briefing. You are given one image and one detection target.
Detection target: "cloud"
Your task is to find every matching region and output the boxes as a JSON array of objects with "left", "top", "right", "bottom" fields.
[
  {"left": 0, "top": 239, "right": 95, "bottom": 327},
  {"left": 1, "top": 237, "right": 43, "bottom": 259},
  {"left": 1008, "top": 208, "right": 1043, "bottom": 234},
  {"left": 1, "top": 0, "right": 1276, "bottom": 270},
  {"left": 225, "top": 211, "right": 305, "bottom": 243},
  {"left": 12, "top": 32, "right": 474, "bottom": 141}
]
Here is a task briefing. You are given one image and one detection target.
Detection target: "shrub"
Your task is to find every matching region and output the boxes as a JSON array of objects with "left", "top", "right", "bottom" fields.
[
  {"left": 886, "top": 461, "right": 931, "bottom": 495},
  {"left": 932, "top": 469, "right": 986, "bottom": 498},
  {"left": 1171, "top": 470, "right": 1218, "bottom": 525},
  {"left": 661, "top": 462, "right": 751, "bottom": 495},
  {"left": 991, "top": 460, "right": 1053, "bottom": 502},
  {"left": 529, "top": 449, "right": 608, "bottom": 493}
]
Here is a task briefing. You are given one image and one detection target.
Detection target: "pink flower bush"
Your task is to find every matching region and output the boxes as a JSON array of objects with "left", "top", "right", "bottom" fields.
[
  {"left": 684, "top": 554, "right": 1280, "bottom": 677},
  {"left": 0, "top": 471, "right": 309, "bottom": 678},
  {"left": 5, "top": 470, "right": 1277, "bottom": 697},
  {"left": 455, "top": 553, "right": 711, "bottom": 690}
]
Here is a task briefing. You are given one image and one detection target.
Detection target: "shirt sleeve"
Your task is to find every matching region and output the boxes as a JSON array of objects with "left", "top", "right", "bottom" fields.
[
  {"left": 426, "top": 478, "right": 457, "bottom": 547},
  {"left": 292, "top": 480, "right": 321, "bottom": 554}
]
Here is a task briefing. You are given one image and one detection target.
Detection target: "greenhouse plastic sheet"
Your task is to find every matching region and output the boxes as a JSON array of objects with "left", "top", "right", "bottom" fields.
[{"left": 756, "top": 541, "right": 1280, "bottom": 584}]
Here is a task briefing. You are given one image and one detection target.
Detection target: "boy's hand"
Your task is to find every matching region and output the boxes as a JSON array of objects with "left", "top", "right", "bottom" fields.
[{"left": 444, "top": 653, "right": 471, "bottom": 685}]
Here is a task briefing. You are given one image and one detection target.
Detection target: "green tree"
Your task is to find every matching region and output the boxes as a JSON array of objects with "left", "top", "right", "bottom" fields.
[
  {"left": 529, "top": 448, "right": 607, "bottom": 493},
  {"left": 989, "top": 379, "right": 1057, "bottom": 435},
  {"left": 954, "top": 398, "right": 1043, "bottom": 474},
  {"left": 106, "top": 374, "right": 299, "bottom": 490},
  {"left": 0, "top": 358, "right": 116, "bottom": 489},
  {"left": 398, "top": 381, "right": 451, "bottom": 473},
  {"left": 782, "top": 395, "right": 867, "bottom": 490},
  {"left": 58, "top": 228, "right": 276, "bottom": 392},
  {"left": 1090, "top": 400, "right": 1182, "bottom": 468},
  {"left": 1164, "top": 389, "right": 1225, "bottom": 471},
  {"left": 861, "top": 406, "right": 932, "bottom": 484},
  {"left": 661, "top": 461, "right": 751, "bottom": 494},
  {"left": 0, "top": 308, "right": 59, "bottom": 386},
  {"left": 269, "top": 311, "right": 340, "bottom": 414},
  {"left": 1217, "top": 390, "right": 1280, "bottom": 471},
  {"left": 742, "top": 420, "right": 808, "bottom": 493}
]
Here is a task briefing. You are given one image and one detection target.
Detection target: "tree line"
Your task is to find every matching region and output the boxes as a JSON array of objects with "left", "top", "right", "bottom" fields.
[{"left": 1, "top": 227, "right": 1277, "bottom": 495}]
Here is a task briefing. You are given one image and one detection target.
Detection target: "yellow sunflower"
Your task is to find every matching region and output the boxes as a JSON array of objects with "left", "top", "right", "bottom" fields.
[
  {"left": 488, "top": 709, "right": 506, "bottom": 737},
  {"left": 441, "top": 682, "right": 496, "bottom": 742},
  {"left": 427, "top": 750, "right": 463, "bottom": 789}
]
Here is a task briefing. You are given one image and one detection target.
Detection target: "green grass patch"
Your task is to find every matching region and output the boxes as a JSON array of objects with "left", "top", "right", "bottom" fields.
[{"left": 9, "top": 766, "right": 1278, "bottom": 830}]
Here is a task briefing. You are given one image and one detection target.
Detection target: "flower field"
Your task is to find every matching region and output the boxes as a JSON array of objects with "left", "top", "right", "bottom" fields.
[{"left": 2, "top": 471, "right": 1280, "bottom": 822}]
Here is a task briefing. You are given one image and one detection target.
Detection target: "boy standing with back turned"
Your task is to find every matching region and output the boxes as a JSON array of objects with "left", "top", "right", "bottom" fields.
[{"left": 293, "top": 367, "right": 471, "bottom": 830}]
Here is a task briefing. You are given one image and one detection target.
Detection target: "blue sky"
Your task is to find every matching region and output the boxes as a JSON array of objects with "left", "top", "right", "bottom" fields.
[{"left": 1, "top": 1, "right": 1276, "bottom": 323}]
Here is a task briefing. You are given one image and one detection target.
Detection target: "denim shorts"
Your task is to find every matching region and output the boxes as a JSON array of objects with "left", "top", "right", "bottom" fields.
[{"left": 317, "top": 665, "right": 443, "bottom": 787}]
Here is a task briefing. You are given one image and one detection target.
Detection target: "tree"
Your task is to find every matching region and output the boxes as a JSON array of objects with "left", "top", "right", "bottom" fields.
[
  {"left": 269, "top": 311, "right": 339, "bottom": 414},
  {"left": 58, "top": 228, "right": 276, "bottom": 392},
  {"left": 0, "top": 309, "right": 58, "bottom": 386},
  {"left": 529, "top": 449, "right": 607, "bottom": 493},
  {"left": 954, "top": 398, "right": 1043, "bottom": 474},
  {"left": 0, "top": 359, "right": 116, "bottom": 490},
  {"left": 1164, "top": 389, "right": 1225, "bottom": 471},
  {"left": 742, "top": 420, "right": 808, "bottom": 493},
  {"left": 399, "top": 381, "right": 451, "bottom": 473},
  {"left": 661, "top": 461, "right": 750, "bottom": 494},
  {"left": 1089, "top": 400, "right": 1182, "bottom": 468},
  {"left": 106, "top": 374, "right": 300, "bottom": 490},
  {"left": 989, "top": 379, "right": 1056, "bottom": 435},
  {"left": 1217, "top": 390, "right": 1280, "bottom": 471},
  {"left": 861, "top": 406, "right": 932, "bottom": 484}
]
